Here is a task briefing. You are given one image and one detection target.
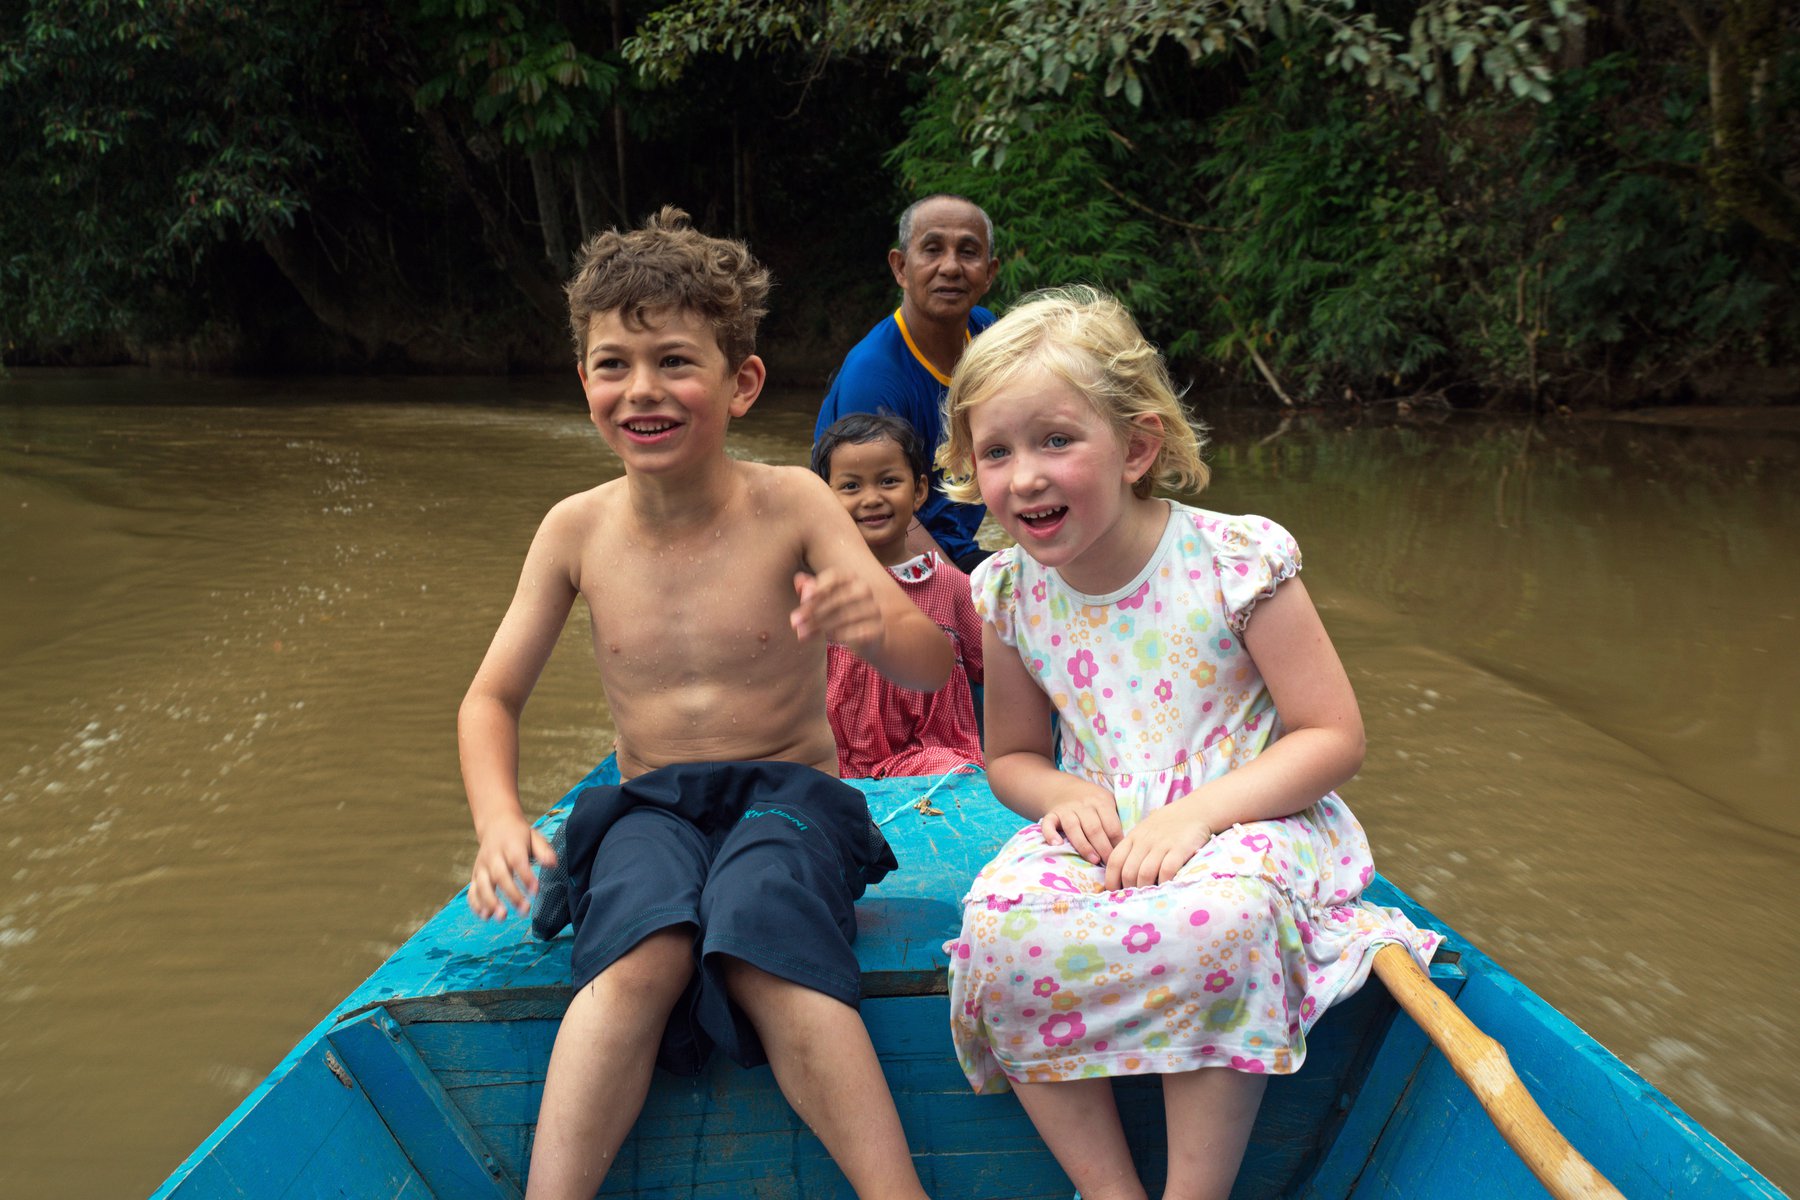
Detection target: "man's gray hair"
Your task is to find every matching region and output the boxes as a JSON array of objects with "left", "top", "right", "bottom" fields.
[{"left": 896, "top": 194, "right": 996, "bottom": 257}]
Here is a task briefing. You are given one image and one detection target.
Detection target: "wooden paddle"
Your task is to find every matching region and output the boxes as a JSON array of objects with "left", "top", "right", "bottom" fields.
[{"left": 1371, "top": 945, "right": 1625, "bottom": 1200}]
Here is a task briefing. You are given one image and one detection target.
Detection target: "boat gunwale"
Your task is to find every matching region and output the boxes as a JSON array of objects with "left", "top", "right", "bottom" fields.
[{"left": 150, "top": 760, "right": 1789, "bottom": 1200}]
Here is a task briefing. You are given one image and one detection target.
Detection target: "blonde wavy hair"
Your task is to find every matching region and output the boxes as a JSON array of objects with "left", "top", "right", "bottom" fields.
[{"left": 936, "top": 285, "right": 1209, "bottom": 503}]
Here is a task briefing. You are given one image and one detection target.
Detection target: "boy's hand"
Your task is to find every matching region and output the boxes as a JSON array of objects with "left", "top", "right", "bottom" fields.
[
  {"left": 1039, "top": 781, "right": 1124, "bottom": 867},
  {"left": 1104, "top": 802, "right": 1214, "bottom": 891},
  {"left": 469, "top": 814, "right": 558, "bottom": 920},
  {"left": 790, "top": 570, "right": 884, "bottom": 655}
]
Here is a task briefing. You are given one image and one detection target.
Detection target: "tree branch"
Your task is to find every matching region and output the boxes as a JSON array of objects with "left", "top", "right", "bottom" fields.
[
  {"left": 1097, "top": 176, "right": 1237, "bottom": 234},
  {"left": 1668, "top": 0, "right": 1711, "bottom": 49}
]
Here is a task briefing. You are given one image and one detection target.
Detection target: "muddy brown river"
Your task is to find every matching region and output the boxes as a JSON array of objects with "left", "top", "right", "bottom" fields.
[{"left": 2, "top": 369, "right": 1795, "bottom": 1195}]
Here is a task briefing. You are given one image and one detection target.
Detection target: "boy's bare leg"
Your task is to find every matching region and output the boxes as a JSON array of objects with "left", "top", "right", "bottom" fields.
[
  {"left": 1159, "top": 1067, "right": 1266, "bottom": 1200},
  {"left": 525, "top": 928, "right": 694, "bottom": 1200},
  {"left": 722, "top": 958, "right": 931, "bottom": 1200},
  {"left": 1009, "top": 1076, "right": 1148, "bottom": 1200}
]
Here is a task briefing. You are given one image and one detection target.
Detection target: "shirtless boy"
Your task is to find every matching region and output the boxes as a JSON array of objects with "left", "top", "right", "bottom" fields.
[{"left": 458, "top": 207, "right": 950, "bottom": 1200}]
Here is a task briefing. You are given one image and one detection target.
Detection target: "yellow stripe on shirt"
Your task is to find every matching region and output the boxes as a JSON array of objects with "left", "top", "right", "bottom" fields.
[{"left": 893, "top": 307, "right": 972, "bottom": 387}]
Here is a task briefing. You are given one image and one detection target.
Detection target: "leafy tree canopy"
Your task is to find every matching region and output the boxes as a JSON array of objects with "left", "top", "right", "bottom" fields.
[
  {"left": 412, "top": 0, "right": 618, "bottom": 151},
  {"left": 626, "top": 0, "right": 1576, "bottom": 165},
  {"left": 0, "top": 0, "right": 337, "bottom": 346}
]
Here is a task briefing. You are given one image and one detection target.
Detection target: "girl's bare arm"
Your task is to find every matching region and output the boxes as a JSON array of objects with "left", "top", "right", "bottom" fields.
[
  {"left": 1106, "top": 576, "right": 1364, "bottom": 888},
  {"left": 1199, "top": 575, "right": 1365, "bottom": 824},
  {"left": 980, "top": 620, "right": 1123, "bottom": 865}
]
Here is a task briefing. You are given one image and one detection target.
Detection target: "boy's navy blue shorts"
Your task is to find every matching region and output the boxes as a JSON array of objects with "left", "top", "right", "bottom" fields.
[{"left": 560, "top": 760, "right": 897, "bottom": 1074}]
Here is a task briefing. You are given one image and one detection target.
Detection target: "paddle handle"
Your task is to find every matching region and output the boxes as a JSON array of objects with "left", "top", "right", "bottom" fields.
[{"left": 1372, "top": 945, "right": 1625, "bottom": 1200}]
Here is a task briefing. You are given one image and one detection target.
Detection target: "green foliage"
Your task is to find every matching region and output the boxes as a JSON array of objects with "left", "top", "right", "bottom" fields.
[
  {"left": 411, "top": 0, "right": 617, "bottom": 149},
  {"left": 626, "top": 0, "right": 1578, "bottom": 164},
  {"left": 0, "top": 0, "right": 1790, "bottom": 398},
  {"left": 1190, "top": 48, "right": 1463, "bottom": 396},
  {"left": 888, "top": 77, "right": 1186, "bottom": 330},
  {"left": 1446, "top": 52, "right": 1794, "bottom": 398},
  {"left": 0, "top": 0, "right": 340, "bottom": 349}
]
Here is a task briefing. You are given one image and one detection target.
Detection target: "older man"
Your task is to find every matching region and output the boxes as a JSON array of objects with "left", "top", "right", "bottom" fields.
[{"left": 814, "top": 194, "right": 999, "bottom": 571}]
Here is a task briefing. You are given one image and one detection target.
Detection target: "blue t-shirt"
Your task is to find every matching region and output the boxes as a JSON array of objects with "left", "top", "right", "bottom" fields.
[{"left": 814, "top": 306, "right": 996, "bottom": 564}]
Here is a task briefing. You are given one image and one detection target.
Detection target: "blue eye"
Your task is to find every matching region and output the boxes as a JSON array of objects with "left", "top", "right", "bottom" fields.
[{"left": 1046, "top": 434, "right": 1071, "bottom": 449}]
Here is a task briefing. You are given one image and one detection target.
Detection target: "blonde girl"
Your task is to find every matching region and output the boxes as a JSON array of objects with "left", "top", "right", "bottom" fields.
[{"left": 938, "top": 286, "right": 1439, "bottom": 1200}]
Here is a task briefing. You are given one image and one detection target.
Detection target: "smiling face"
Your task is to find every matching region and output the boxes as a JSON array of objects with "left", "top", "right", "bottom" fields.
[
  {"left": 969, "top": 365, "right": 1165, "bottom": 593},
  {"left": 824, "top": 435, "right": 928, "bottom": 566},
  {"left": 578, "top": 306, "right": 762, "bottom": 482},
  {"left": 888, "top": 197, "right": 998, "bottom": 328}
]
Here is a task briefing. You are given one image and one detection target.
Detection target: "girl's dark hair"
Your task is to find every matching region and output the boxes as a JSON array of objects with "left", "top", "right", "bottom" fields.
[{"left": 811, "top": 411, "right": 930, "bottom": 482}]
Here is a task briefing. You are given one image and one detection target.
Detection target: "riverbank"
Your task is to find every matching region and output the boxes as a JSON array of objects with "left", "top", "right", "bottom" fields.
[
  {"left": 9, "top": 342, "right": 1798, "bottom": 419},
  {"left": 1585, "top": 403, "right": 1800, "bottom": 433}
]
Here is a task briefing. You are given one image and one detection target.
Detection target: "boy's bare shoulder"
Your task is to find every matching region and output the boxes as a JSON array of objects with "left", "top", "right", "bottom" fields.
[
  {"left": 556, "top": 475, "right": 628, "bottom": 509},
  {"left": 736, "top": 459, "right": 836, "bottom": 508},
  {"left": 540, "top": 477, "right": 628, "bottom": 531},
  {"left": 525, "top": 481, "right": 630, "bottom": 596}
]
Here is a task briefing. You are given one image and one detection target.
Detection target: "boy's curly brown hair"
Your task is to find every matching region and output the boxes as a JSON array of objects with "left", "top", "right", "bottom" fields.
[{"left": 565, "top": 206, "right": 772, "bottom": 367}]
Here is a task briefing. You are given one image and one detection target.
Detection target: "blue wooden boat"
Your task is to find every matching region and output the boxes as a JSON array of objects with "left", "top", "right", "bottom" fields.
[{"left": 151, "top": 759, "right": 1784, "bottom": 1199}]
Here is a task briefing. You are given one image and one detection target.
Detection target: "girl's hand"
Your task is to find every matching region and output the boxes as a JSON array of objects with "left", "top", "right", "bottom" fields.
[
  {"left": 469, "top": 814, "right": 557, "bottom": 920},
  {"left": 1039, "top": 781, "right": 1124, "bottom": 866},
  {"left": 1104, "top": 802, "right": 1214, "bottom": 891},
  {"left": 791, "top": 569, "right": 883, "bottom": 655}
]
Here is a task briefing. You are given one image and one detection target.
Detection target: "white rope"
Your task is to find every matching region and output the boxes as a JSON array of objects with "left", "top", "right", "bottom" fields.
[{"left": 875, "top": 761, "right": 982, "bottom": 825}]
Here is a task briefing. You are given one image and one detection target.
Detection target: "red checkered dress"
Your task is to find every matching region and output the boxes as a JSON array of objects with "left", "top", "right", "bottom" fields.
[{"left": 826, "top": 551, "right": 984, "bottom": 778}]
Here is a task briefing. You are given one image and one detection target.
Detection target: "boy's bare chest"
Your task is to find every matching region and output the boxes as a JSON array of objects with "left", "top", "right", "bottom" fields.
[{"left": 579, "top": 524, "right": 804, "bottom": 674}]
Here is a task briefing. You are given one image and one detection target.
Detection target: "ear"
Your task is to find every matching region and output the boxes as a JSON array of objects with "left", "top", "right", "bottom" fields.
[
  {"left": 887, "top": 247, "right": 907, "bottom": 289},
  {"left": 729, "top": 354, "right": 767, "bottom": 418},
  {"left": 973, "top": 257, "right": 999, "bottom": 302},
  {"left": 1122, "top": 414, "right": 1164, "bottom": 485},
  {"left": 911, "top": 474, "right": 930, "bottom": 514},
  {"left": 578, "top": 365, "right": 604, "bottom": 434}
]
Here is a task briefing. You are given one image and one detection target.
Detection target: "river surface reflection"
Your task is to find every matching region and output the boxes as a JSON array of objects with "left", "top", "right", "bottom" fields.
[{"left": 1, "top": 368, "right": 1795, "bottom": 1195}]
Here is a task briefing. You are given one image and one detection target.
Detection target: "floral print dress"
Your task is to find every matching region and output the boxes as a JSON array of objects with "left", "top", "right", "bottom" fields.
[{"left": 946, "top": 503, "right": 1441, "bottom": 1091}]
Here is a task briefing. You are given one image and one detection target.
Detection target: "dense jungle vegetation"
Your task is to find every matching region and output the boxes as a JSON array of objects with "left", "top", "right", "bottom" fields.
[{"left": 2, "top": 0, "right": 1795, "bottom": 410}]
